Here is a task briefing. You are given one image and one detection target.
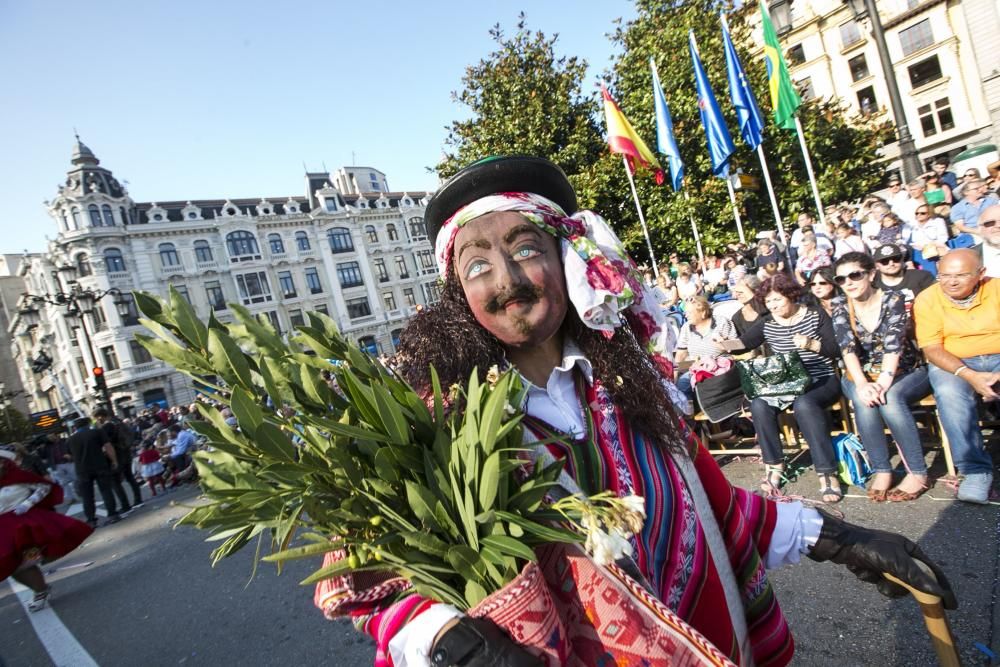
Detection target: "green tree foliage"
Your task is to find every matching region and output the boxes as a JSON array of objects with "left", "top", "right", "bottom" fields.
[
  {"left": 437, "top": 13, "right": 606, "bottom": 193},
  {"left": 0, "top": 407, "right": 35, "bottom": 444},
  {"left": 438, "top": 3, "right": 894, "bottom": 261}
]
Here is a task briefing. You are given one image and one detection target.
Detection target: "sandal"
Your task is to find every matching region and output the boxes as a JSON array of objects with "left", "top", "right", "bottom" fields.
[
  {"left": 27, "top": 586, "right": 51, "bottom": 612},
  {"left": 867, "top": 487, "right": 889, "bottom": 502},
  {"left": 887, "top": 485, "right": 929, "bottom": 503},
  {"left": 818, "top": 474, "right": 843, "bottom": 504},
  {"left": 760, "top": 465, "right": 786, "bottom": 496}
]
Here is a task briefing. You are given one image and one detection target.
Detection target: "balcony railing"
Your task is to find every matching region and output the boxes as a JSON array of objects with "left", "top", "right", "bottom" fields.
[
  {"left": 196, "top": 260, "right": 218, "bottom": 271},
  {"left": 161, "top": 264, "right": 185, "bottom": 275}
]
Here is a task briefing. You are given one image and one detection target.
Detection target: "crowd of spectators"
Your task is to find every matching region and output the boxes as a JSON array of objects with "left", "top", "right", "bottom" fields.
[{"left": 651, "top": 161, "right": 1000, "bottom": 505}]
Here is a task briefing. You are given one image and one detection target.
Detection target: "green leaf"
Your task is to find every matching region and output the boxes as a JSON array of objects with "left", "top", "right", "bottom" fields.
[
  {"left": 208, "top": 329, "right": 254, "bottom": 388},
  {"left": 465, "top": 580, "right": 488, "bottom": 608},
  {"left": 133, "top": 290, "right": 164, "bottom": 320},
  {"left": 480, "top": 535, "right": 537, "bottom": 562},
  {"left": 372, "top": 384, "right": 410, "bottom": 445},
  {"left": 169, "top": 284, "right": 209, "bottom": 350},
  {"left": 447, "top": 545, "right": 486, "bottom": 584},
  {"left": 399, "top": 531, "right": 450, "bottom": 558},
  {"left": 405, "top": 481, "right": 440, "bottom": 530},
  {"left": 299, "top": 557, "right": 355, "bottom": 585},
  {"left": 263, "top": 538, "right": 338, "bottom": 563},
  {"left": 477, "top": 374, "right": 509, "bottom": 454},
  {"left": 430, "top": 365, "right": 445, "bottom": 424},
  {"left": 255, "top": 422, "right": 297, "bottom": 461},
  {"left": 135, "top": 335, "right": 214, "bottom": 376},
  {"left": 230, "top": 386, "right": 263, "bottom": 433},
  {"left": 494, "top": 511, "right": 583, "bottom": 544},
  {"left": 373, "top": 448, "right": 399, "bottom": 483},
  {"left": 478, "top": 451, "right": 500, "bottom": 512}
]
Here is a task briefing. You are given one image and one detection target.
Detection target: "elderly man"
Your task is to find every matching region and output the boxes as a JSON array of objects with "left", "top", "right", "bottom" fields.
[
  {"left": 974, "top": 203, "right": 1000, "bottom": 277},
  {"left": 950, "top": 178, "right": 999, "bottom": 237},
  {"left": 915, "top": 249, "right": 1000, "bottom": 503},
  {"left": 886, "top": 175, "right": 910, "bottom": 213},
  {"left": 317, "top": 156, "right": 955, "bottom": 667},
  {"left": 789, "top": 211, "right": 833, "bottom": 263}
]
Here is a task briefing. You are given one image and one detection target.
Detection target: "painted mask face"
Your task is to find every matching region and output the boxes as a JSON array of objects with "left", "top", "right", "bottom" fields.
[{"left": 453, "top": 211, "right": 568, "bottom": 350}]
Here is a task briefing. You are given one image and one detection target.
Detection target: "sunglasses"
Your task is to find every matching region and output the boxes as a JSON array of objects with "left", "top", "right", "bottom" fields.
[
  {"left": 877, "top": 255, "right": 903, "bottom": 265},
  {"left": 834, "top": 270, "right": 869, "bottom": 285},
  {"left": 809, "top": 280, "right": 832, "bottom": 287},
  {"left": 915, "top": 210, "right": 930, "bottom": 216},
  {"left": 982, "top": 219, "right": 999, "bottom": 228},
  {"left": 965, "top": 173, "right": 978, "bottom": 178}
]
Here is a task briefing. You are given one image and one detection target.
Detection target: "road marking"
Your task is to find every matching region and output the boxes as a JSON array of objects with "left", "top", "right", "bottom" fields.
[{"left": 8, "top": 579, "right": 99, "bottom": 667}]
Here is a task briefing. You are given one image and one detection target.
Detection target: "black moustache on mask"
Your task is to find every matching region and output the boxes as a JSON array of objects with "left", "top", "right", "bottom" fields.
[{"left": 484, "top": 284, "right": 544, "bottom": 314}]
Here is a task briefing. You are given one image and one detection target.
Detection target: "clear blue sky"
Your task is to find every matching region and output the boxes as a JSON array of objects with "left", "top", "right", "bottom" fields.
[{"left": 0, "top": 0, "right": 636, "bottom": 254}]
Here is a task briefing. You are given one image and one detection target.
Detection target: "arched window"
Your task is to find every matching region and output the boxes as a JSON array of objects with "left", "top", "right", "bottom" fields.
[
  {"left": 75, "top": 254, "right": 92, "bottom": 277},
  {"left": 268, "top": 233, "right": 285, "bottom": 255},
  {"left": 89, "top": 204, "right": 102, "bottom": 226},
  {"left": 387, "top": 224, "right": 398, "bottom": 242},
  {"left": 327, "top": 227, "right": 354, "bottom": 253},
  {"left": 365, "top": 225, "right": 378, "bottom": 243},
  {"left": 104, "top": 248, "right": 126, "bottom": 273},
  {"left": 119, "top": 206, "right": 130, "bottom": 226},
  {"left": 159, "top": 242, "right": 180, "bottom": 267},
  {"left": 194, "top": 240, "right": 213, "bottom": 263},
  {"left": 358, "top": 335, "right": 378, "bottom": 356},
  {"left": 226, "top": 231, "right": 260, "bottom": 258},
  {"left": 70, "top": 207, "right": 81, "bottom": 229},
  {"left": 60, "top": 213, "right": 69, "bottom": 232},
  {"left": 295, "top": 230, "right": 311, "bottom": 251},
  {"left": 409, "top": 217, "right": 425, "bottom": 239},
  {"left": 101, "top": 204, "right": 115, "bottom": 226}
]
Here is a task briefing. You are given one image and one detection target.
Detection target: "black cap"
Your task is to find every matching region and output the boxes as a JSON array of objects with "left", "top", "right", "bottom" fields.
[
  {"left": 424, "top": 156, "right": 577, "bottom": 244},
  {"left": 874, "top": 243, "right": 906, "bottom": 259}
]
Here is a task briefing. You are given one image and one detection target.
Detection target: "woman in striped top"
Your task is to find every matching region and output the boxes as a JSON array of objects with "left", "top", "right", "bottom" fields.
[{"left": 725, "top": 273, "right": 844, "bottom": 502}]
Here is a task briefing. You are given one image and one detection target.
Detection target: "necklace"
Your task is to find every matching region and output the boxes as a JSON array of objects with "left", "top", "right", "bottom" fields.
[{"left": 944, "top": 285, "right": 980, "bottom": 308}]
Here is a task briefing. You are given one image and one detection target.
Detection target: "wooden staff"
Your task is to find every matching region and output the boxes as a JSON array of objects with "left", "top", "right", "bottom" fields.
[{"left": 882, "top": 570, "right": 961, "bottom": 666}]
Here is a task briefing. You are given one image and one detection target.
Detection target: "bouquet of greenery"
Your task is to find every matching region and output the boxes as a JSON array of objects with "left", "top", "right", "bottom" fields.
[{"left": 133, "top": 287, "right": 644, "bottom": 610}]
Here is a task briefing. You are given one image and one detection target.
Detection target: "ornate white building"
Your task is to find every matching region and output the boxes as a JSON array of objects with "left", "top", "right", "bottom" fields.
[{"left": 8, "top": 141, "right": 439, "bottom": 417}]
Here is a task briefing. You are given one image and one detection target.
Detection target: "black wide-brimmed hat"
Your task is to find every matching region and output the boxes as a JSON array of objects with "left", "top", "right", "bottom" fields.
[{"left": 424, "top": 155, "right": 578, "bottom": 243}]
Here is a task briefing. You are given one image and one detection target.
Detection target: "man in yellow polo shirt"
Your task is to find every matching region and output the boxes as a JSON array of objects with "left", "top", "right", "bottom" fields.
[{"left": 915, "top": 249, "right": 1000, "bottom": 503}]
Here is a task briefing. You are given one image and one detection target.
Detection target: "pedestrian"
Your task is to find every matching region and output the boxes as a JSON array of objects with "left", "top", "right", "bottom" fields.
[
  {"left": 137, "top": 442, "right": 167, "bottom": 496},
  {"left": 93, "top": 408, "right": 141, "bottom": 509},
  {"left": 44, "top": 434, "right": 77, "bottom": 507},
  {"left": 66, "top": 416, "right": 125, "bottom": 527},
  {"left": 0, "top": 448, "right": 92, "bottom": 611}
]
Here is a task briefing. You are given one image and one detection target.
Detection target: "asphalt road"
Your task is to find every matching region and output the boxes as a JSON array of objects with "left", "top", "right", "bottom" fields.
[
  {"left": 3, "top": 445, "right": 996, "bottom": 667},
  {"left": 0, "top": 487, "right": 376, "bottom": 667}
]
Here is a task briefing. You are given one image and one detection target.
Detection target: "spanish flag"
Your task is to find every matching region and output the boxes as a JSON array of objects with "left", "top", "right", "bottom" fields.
[{"left": 602, "top": 85, "right": 665, "bottom": 185}]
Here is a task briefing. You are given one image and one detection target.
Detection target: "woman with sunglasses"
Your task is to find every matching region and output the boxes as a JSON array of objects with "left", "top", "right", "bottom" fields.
[
  {"left": 803, "top": 267, "right": 839, "bottom": 316},
  {"left": 718, "top": 274, "right": 843, "bottom": 501},
  {"left": 904, "top": 204, "right": 950, "bottom": 274},
  {"left": 832, "top": 252, "right": 930, "bottom": 502}
]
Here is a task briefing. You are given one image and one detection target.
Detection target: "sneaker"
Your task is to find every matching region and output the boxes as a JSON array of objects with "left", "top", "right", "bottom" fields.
[
  {"left": 957, "top": 472, "right": 993, "bottom": 505},
  {"left": 105, "top": 514, "right": 121, "bottom": 525},
  {"left": 27, "top": 586, "right": 51, "bottom": 612},
  {"left": 132, "top": 502, "right": 144, "bottom": 509}
]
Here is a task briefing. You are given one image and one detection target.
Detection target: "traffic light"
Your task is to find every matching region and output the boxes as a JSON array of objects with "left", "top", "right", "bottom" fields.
[{"left": 92, "top": 367, "right": 107, "bottom": 392}]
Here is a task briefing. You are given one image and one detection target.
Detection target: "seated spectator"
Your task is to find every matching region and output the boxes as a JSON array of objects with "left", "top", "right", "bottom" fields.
[
  {"left": 722, "top": 274, "right": 843, "bottom": 501},
  {"left": 673, "top": 296, "right": 737, "bottom": 399},
  {"left": 794, "top": 233, "right": 832, "bottom": 284},
  {"left": 973, "top": 203, "right": 1000, "bottom": 278},
  {"left": 950, "top": 177, "right": 999, "bottom": 238},
  {"left": 675, "top": 263, "right": 703, "bottom": 300},
  {"left": 729, "top": 275, "right": 767, "bottom": 337},
  {"left": 914, "top": 249, "right": 1000, "bottom": 503},
  {"left": 834, "top": 223, "right": 867, "bottom": 259},
  {"left": 875, "top": 212, "right": 905, "bottom": 248},
  {"left": 166, "top": 424, "right": 196, "bottom": 475},
  {"left": 924, "top": 173, "right": 952, "bottom": 206},
  {"left": 802, "top": 267, "right": 839, "bottom": 316},
  {"left": 832, "top": 252, "right": 930, "bottom": 502},
  {"left": 655, "top": 271, "right": 680, "bottom": 310},
  {"left": 755, "top": 240, "right": 784, "bottom": 279},
  {"left": 904, "top": 203, "right": 950, "bottom": 272},
  {"left": 862, "top": 202, "right": 890, "bottom": 250},
  {"left": 871, "top": 243, "right": 935, "bottom": 312}
]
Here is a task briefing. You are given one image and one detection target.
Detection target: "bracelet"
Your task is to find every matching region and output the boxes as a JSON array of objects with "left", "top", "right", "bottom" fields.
[{"left": 954, "top": 365, "right": 969, "bottom": 377}]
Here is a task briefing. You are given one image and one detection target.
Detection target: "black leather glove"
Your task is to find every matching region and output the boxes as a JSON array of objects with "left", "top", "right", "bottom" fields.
[
  {"left": 808, "top": 512, "right": 957, "bottom": 610},
  {"left": 429, "top": 617, "right": 544, "bottom": 667}
]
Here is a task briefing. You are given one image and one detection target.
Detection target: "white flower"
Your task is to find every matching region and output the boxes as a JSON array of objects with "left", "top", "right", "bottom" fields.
[
  {"left": 620, "top": 494, "right": 646, "bottom": 518},
  {"left": 485, "top": 365, "right": 501, "bottom": 388},
  {"left": 587, "top": 527, "right": 634, "bottom": 566}
]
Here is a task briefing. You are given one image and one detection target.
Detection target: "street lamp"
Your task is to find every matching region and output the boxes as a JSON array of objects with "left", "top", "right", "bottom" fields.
[
  {"left": 844, "top": 0, "right": 923, "bottom": 181},
  {"left": 768, "top": 0, "right": 793, "bottom": 35},
  {"left": 18, "top": 266, "right": 127, "bottom": 416}
]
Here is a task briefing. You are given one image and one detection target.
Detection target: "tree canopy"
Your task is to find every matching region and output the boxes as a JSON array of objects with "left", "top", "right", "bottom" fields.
[{"left": 437, "top": 2, "right": 894, "bottom": 262}]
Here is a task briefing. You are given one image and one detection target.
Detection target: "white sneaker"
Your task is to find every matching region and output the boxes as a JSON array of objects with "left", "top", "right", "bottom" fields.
[{"left": 957, "top": 472, "right": 993, "bottom": 504}]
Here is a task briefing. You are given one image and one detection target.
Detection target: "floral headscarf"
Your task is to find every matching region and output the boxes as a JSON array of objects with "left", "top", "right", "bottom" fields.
[{"left": 434, "top": 192, "right": 672, "bottom": 367}]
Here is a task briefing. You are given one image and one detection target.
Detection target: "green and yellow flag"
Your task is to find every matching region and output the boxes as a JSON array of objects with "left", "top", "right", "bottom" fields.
[{"left": 760, "top": 1, "right": 801, "bottom": 130}]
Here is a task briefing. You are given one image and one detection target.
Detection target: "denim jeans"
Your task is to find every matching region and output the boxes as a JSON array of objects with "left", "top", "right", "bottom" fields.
[
  {"left": 842, "top": 367, "right": 931, "bottom": 475},
  {"left": 677, "top": 372, "right": 695, "bottom": 400},
  {"left": 928, "top": 354, "right": 1000, "bottom": 475},
  {"left": 750, "top": 373, "right": 842, "bottom": 473}
]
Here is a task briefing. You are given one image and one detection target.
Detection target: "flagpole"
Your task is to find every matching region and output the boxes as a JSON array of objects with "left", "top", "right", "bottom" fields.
[
  {"left": 724, "top": 177, "right": 747, "bottom": 245},
  {"left": 755, "top": 144, "right": 793, "bottom": 267},
  {"left": 682, "top": 190, "right": 705, "bottom": 266},
  {"left": 794, "top": 115, "right": 826, "bottom": 227},
  {"left": 621, "top": 157, "right": 660, "bottom": 277}
]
